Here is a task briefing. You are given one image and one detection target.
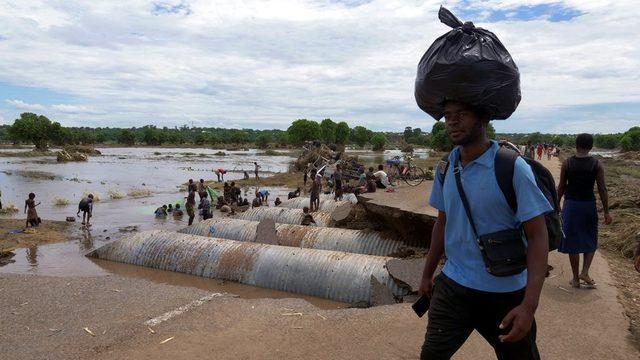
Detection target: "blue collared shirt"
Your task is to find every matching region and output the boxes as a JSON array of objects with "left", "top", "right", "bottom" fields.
[{"left": 429, "top": 141, "right": 552, "bottom": 293}]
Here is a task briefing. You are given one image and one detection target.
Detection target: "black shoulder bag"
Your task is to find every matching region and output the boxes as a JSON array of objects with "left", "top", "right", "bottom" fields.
[{"left": 453, "top": 156, "right": 527, "bottom": 277}]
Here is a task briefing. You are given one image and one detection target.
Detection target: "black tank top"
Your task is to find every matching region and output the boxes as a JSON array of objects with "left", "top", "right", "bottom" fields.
[{"left": 565, "top": 156, "right": 598, "bottom": 201}]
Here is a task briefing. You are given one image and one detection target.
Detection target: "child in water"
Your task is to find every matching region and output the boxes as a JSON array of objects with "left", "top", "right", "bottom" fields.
[{"left": 24, "top": 192, "right": 40, "bottom": 227}]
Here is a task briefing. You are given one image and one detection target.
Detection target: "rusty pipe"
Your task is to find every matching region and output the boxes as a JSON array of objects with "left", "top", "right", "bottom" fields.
[
  {"left": 179, "top": 218, "right": 407, "bottom": 256},
  {"left": 88, "top": 230, "right": 408, "bottom": 304},
  {"left": 238, "top": 207, "right": 332, "bottom": 226}
]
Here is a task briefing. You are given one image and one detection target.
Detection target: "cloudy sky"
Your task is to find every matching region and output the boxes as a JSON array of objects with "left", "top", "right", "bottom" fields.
[{"left": 0, "top": 0, "right": 638, "bottom": 133}]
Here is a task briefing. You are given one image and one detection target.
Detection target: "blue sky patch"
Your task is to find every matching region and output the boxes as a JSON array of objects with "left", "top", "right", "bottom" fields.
[
  {"left": 152, "top": 1, "right": 191, "bottom": 16},
  {"left": 0, "top": 83, "right": 78, "bottom": 105},
  {"left": 455, "top": 1, "right": 584, "bottom": 23}
]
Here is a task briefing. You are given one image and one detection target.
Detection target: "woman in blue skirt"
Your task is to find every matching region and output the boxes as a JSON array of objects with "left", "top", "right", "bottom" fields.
[{"left": 557, "top": 133, "right": 612, "bottom": 288}]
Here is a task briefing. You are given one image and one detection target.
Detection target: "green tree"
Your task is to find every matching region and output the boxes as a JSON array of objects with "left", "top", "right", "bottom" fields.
[
  {"left": 335, "top": 121, "right": 350, "bottom": 144},
  {"left": 320, "top": 118, "right": 337, "bottom": 144},
  {"left": 287, "top": 119, "right": 321, "bottom": 145},
  {"left": 230, "top": 130, "right": 250, "bottom": 144},
  {"left": 594, "top": 134, "right": 620, "bottom": 149},
  {"left": 276, "top": 132, "right": 289, "bottom": 147},
  {"left": 487, "top": 123, "right": 496, "bottom": 140},
  {"left": 430, "top": 121, "right": 452, "bottom": 151},
  {"left": 403, "top": 127, "right": 413, "bottom": 142},
  {"left": 7, "top": 112, "right": 62, "bottom": 150},
  {"left": 370, "top": 133, "right": 387, "bottom": 151},
  {"left": 141, "top": 125, "right": 164, "bottom": 146},
  {"left": 117, "top": 129, "right": 136, "bottom": 146},
  {"left": 351, "top": 126, "right": 371, "bottom": 147},
  {"left": 525, "top": 132, "right": 544, "bottom": 145},
  {"left": 620, "top": 126, "right": 640, "bottom": 151},
  {"left": 256, "top": 133, "right": 272, "bottom": 148}
]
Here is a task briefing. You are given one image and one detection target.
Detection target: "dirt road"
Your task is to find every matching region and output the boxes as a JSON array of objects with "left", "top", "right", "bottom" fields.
[{"left": 0, "top": 156, "right": 637, "bottom": 359}]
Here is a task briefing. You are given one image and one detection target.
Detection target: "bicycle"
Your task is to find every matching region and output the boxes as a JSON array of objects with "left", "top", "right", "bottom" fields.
[{"left": 387, "top": 154, "right": 426, "bottom": 187}]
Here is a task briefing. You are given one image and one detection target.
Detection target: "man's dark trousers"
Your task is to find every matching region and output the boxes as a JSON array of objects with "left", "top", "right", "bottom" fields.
[{"left": 420, "top": 274, "right": 540, "bottom": 360}]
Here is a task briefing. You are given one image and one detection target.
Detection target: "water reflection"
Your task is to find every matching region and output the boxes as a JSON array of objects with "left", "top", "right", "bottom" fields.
[
  {"left": 26, "top": 246, "right": 37, "bottom": 266},
  {"left": 80, "top": 229, "right": 94, "bottom": 251}
]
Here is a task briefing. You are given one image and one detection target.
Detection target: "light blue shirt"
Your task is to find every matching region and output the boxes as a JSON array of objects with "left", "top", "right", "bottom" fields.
[{"left": 429, "top": 141, "right": 552, "bottom": 293}]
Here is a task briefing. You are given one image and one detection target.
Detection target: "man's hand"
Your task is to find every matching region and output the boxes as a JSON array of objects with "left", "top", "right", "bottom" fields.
[
  {"left": 498, "top": 304, "right": 535, "bottom": 343},
  {"left": 418, "top": 277, "right": 434, "bottom": 299},
  {"left": 604, "top": 212, "right": 612, "bottom": 225}
]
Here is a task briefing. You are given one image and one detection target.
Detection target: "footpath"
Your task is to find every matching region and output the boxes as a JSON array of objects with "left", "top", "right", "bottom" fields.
[{"left": 0, "top": 157, "right": 637, "bottom": 359}]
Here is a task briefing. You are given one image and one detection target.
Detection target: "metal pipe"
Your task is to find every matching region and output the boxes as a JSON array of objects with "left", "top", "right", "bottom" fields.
[
  {"left": 238, "top": 207, "right": 332, "bottom": 226},
  {"left": 320, "top": 193, "right": 357, "bottom": 203},
  {"left": 278, "top": 197, "right": 352, "bottom": 212},
  {"left": 88, "top": 230, "right": 408, "bottom": 304},
  {"left": 179, "top": 218, "right": 407, "bottom": 256}
]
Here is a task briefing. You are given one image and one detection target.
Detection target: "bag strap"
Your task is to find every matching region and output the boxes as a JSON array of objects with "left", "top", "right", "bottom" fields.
[
  {"left": 453, "top": 155, "right": 480, "bottom": 241},
  {"left": 494, "top": 146, "right": 519, "bottom": 214},
  {"left": 437, "top": 152, "right": 451, "bottom": 185}
]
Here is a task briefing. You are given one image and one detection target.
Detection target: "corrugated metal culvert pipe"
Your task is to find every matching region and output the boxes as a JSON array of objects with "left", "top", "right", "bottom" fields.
[
  {"left": 278, "top": 197, "right": 352, "bottom": 212},
  {"left": 238, "top": 207, "right": 332, "bottom": 226},
  {"left": 88, "top": 230, "right": 408, "bottom": 304},
  {"left": 320, "top": 193, "right": 358, "bottom": 203},
  {"left": 179, "top": 218, "right": 406, "bottom": 256}
]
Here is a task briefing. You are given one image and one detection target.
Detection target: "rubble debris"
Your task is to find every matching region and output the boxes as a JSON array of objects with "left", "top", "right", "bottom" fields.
[
  {"left": 255, "top": 219, "right": 278, "bottom": 245},
  {"left": 369, "top": 275, "right": 396, "bottom": 306},
  {"left": 386, "top": 258, "right": 428, "bottom": 292},
  {"left": 159, "top": 336, "right": 174, "bottom": 344},
  {"left": 56, "top": 150, "right": 88, "bottom": 162}
]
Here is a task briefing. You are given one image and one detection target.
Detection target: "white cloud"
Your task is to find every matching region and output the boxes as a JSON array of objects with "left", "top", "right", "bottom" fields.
[
  {"left": 6, "top": 99, "right": 45, "bottom": 111},
  {"left": 0, "top": 0, "right": 638, "bottom": 132}
]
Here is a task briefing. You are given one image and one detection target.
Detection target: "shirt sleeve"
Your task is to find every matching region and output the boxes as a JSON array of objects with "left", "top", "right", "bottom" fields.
[
  {"left": 513, "top": 157, "right": 553, "bottom": 223},
  {"left": 429, "top": 162, "right": 446, "bottom": 212}
]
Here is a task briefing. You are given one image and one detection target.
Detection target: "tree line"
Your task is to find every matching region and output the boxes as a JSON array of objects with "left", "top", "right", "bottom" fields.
[{"left": 1, "top": 112, "right": 638, "bottom": 152}]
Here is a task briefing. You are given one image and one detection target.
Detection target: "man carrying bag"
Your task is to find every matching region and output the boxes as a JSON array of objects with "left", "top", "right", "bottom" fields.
[{"left": 416, "top": 7, "right": 553, "bottom": 360}]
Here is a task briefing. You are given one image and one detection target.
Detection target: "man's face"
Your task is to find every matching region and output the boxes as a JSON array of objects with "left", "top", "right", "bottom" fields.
[{"left": 443, "top": 102, "right": 484, "bottom": 145}]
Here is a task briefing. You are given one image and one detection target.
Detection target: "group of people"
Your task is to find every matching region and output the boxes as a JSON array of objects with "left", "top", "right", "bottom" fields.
[
  {"left": 154, "top": 203, "right": 185, "bottom": 218},
  {"left": 525, "top": 143, "right": 559, "bottom": 161}
]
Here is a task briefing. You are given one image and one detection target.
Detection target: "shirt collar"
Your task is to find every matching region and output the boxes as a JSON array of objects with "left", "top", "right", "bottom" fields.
[{"left": 451, "top": 140, "right": 498, "bottom": 168}]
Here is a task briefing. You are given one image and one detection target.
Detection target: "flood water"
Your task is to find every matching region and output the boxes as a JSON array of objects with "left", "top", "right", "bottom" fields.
[
  {"left": 0, "top": 147, "right": 295, "bottom": 237},
  {"left": 0, "top": 147, "right": 350, "bottom": 306}
]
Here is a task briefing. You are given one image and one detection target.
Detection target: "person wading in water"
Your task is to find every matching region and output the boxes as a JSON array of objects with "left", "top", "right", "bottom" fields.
[{"left": 418, "top": 100, "right": 552, "bottom": 359}]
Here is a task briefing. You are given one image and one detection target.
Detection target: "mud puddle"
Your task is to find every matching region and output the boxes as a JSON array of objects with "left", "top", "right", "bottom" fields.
[{"left": 0, "top": 238, "right": 346, "bottom": 310}]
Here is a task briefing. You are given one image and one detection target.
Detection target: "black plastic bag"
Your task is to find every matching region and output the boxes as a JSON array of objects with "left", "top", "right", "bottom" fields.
[{"left": 414, "top": 6, "right": 521, "bottom": 121}]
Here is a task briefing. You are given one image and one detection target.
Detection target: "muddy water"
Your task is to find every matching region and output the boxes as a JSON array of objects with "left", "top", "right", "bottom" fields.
[{"left": 0, "top": 147, "right": 295, "bottom": 238}]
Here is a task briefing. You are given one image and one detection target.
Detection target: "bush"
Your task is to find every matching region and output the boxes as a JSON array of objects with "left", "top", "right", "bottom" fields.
[
  {"left": 108, "top": 189, "right": 125, "bottom": 200},
  {"left": 127, "top": 187, "right": 152, "bottom": 198},
  {"left": 620, "top": 127, "right": 640, "bottom": 151},
  {"left": 53, "top": 196, "right": 70, "bottom": 206},
  {"left": 370, "top": 133, "right": 387, "bottom": 151}
]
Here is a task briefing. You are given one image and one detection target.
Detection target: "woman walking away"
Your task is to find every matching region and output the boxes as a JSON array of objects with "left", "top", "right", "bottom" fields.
[
  {"left": 24, "top": 193, "right": 40, "bottom": 227},
  {"left": 558, "top": 133, "right": 612, "bottom": 288}
]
